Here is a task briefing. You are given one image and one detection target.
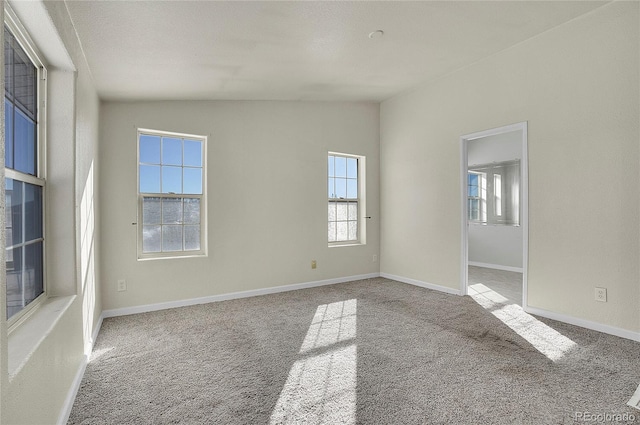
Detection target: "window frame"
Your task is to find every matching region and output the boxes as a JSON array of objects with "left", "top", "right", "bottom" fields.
[
  {"left": 136, "top": 128, "right": 207, "bottom": 260},
  {"left": 328, "top": 151, "right": 366, "bottom": 247},
  {"left": 467, "top": 171, "right": 486, "bottom": 223},
  {"left": 4, "top": 5, "right": 48, "bottom": 329}
]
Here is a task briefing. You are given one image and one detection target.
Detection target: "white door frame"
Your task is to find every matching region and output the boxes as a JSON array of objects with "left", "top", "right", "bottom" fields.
[{"left": 460, "top": 122, "right": 529, "bottom": 308}]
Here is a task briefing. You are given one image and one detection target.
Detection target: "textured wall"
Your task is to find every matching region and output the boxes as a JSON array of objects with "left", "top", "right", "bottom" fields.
[
  {"left": 99, "top": 101, "right": 380, "bottom": 311},
  {"left": 381, "top": 2, "right": 639, "bottom": 332},
  {"left": 2, "top": 1, "right": 102, "bottom": 423}
]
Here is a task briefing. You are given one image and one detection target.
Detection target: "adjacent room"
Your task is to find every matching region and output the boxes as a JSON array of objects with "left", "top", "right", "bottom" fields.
[{"left": 0, "top": 1, "right": 638, "bottom": 424}]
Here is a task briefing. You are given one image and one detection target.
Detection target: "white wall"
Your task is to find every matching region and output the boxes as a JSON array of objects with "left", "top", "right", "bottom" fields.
[
  {"left": 467, "top": 131, "right": 522, "bottom": 166},
  {"left": 99, "top": 101, "right": 380, "bottom": 311},
  {"left": 467, "top": 130, "right": 523, "bottom": 269},
  {"left": 1, "top": 1, "right": 102, "bottom": 423},
  {"left": 381, "top": 2, "right": 639, "bottom": 333},
  {"left": 468, "top": 225, "right": 522, "bottom": 270}
]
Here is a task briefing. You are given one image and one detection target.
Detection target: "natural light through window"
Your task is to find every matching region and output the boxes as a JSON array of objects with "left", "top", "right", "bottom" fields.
[
  {"left": 469, "top": 283, "right": 576, "bottom": 362},
  {"left": 328, "top": 153, "right": 364, "bottom": 245},
  {"left": 137, "top": 129, "right": 206, "bottom": 259},
  {"left": 270, "top": 299, "right": 357, "bottom": 424},
  {"left": 494, "top": 174, "right": 502, "bottom": 217}
]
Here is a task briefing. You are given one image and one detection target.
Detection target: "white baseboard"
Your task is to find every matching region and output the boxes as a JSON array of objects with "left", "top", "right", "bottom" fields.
[
  {"left": 468, "top": 261, "right": 523, "bottom": 273},
  {"left": 58, "top": 313, "right": 105, "bottom": 425},
  {"left": 103, "top": 273, "right": 381, "bottom": 318},
  {"left": 380, "top": 272, "right": 461, "bottom": 296},
  {"left": 525, "top": 306, "right": 640, "bottom": 342},
  {"left": 57, "top": 354, "right": 88, "bottom": 425}
]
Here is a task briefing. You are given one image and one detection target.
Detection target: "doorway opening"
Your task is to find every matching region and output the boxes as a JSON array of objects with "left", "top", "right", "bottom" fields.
[{"left": 460, "top": 122, "right": 528, "bottom": 308}]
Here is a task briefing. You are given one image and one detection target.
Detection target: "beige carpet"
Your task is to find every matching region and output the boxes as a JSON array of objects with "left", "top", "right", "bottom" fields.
[{"left": 68, "top": 277, "right": 640, "bottom": 424}]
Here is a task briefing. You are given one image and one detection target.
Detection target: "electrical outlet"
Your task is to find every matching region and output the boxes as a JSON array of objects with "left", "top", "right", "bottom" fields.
[
  {"left": 372, "top": 254, "right": 378, "bottom": 263},
  {"left": 117, "top": 279, "right": 127, "bottom": 292},
  {"left": 594, "top": 287, "right": 607, "bottom": 302},
  {"left": 311, "top": 260, "right": 317, "bottom": 269}
]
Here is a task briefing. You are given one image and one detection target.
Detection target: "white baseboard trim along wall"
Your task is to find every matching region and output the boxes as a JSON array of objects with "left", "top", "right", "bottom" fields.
[
  {"left": 524, "top": 306, "right": 640, "bottom": 343},
  {"left": 380, "top": 272, "right": 462, "bottom": 296},
  {"left": 102, "top": 273, "right": 380, "bottom": 318},
  {"left": 468, "top": 261, "right": 524, "bottom": 273},
  {"left": 58, "top": 312, "right": 105, "bottom": 425}
]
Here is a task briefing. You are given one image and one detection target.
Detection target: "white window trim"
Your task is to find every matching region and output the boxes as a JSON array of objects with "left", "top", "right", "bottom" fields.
[
  {"left": 468, "top": 170, "right": 486, "bottom": 224},
  {"left": 328, "top": 151, "right": 366, "bottom": 247},
  {"left": 5, "top": 3, "right": 49, "bottom": 331},
  {"left": 136, "top": 128, "right": 208, "bottom": 260}
]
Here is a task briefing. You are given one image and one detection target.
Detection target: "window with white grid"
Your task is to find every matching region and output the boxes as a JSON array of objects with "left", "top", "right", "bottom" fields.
[
  {"left": 328, "top": 153, "right": 362, "bottom": 244},
  {"left": 137, "top": 129, "right": 207, "bottom": 259},
  {"left": 4, "top": 21, "right": 46, "bottom": 321}
]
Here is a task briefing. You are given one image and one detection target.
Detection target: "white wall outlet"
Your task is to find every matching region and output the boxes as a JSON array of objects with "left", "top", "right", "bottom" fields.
[
  {"left": 117, "top": 279, "right": 127, "bottom": 292},
  {"left": 372, "top": 254, "right": 378, "bottom": 263},
  {"left": 594, "top": 287, "right": 607, "bottom": 302},
  {"left": 311, "top": 260, "right": 317, "bottom": 269}
]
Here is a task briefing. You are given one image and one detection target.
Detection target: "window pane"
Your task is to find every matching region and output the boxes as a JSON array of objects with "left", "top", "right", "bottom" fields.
[
  {"left": 142, "top": 225, "right": 161, "bottom": 253},
  {"left": 6, "top": 178, "right": 23, "bottom": 246},
  {"left": 162, "top": 225, "right": 183, "bottom": 251},
  {"left": 13, "top": 42, "right": 36, "bottom": 118},
  {"left": 348, "top": 203, "right": 358, "bottom": 221},
  {"left": 140, "top": 165, "right": 161, "bottom": 193},
  {"left": 328, "top": 178, "right": 335, "bottom": 198},
  {"left": 336, "top": 222, "right": 348, "bottom": 241},
  {"left": 335, "top": 156, "right": 346, "bottom": 177},
  {"left": 5, "top": 99, "right": 13, "bottom": 169},
  {"left": 335, "top": 178, "right": 347, "bottom": 198},
  {"left": 184, "top": 225, "right": 200, "bottom": 251},
  {"left": 139, "top": 135, "right": 161, "bottom": 164},
  {"left": 337, "top": 203, "right": 348, "bottom": 221},
  {"left": 328, "top": 202, "right": 336, "bottom": 221},
  {"left": 5, "top": 28, "right": 14, "bottom": 99},
  {"left": 14, "top": 108, "right": 36, "bottom": 175},
  {"left": 6, "top": 246, "right": 22, "bottom": 319},
  {"left": 348, "top": 221, "right": 358, "bottom": 241},
  {"left": 328, "top": 222, "right": 336, "bottom": 242},
  {"left": 183, "top": 140, "right": 202, "bottom": 167},
  {"left": 184, "top": 198, "right": 200, "bottom": 224},
  {"left": 162, "top": 137, "right": 182, "bottom": 166},
  {"left": 142, "top": 197, "right": 162, "bottom": 225},
  {"left": 24, "top": 182, "right": 42, "bottom": 241},
  {"left": 346, "top": 158, "right": 357, "bottom": 178},
  {"left": 162, "top": 198, "right": 183, "bottom": 224},
  {"left": 183, "top": 168, "right": 202, "bottom": 195},
  {"left": 328, "top": 156, "right": 335, "bottom": 177},
  {"left": 24, "top": 241, "right": 43, "bottom": 305},
  {"left": 162, "top": 166, "right": 182, "bottom": 194},
  {"left": 346, "top": 179, "right": 357, "bottom": 198}
]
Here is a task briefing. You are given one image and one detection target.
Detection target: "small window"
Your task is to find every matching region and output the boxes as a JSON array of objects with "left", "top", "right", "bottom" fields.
[
  {"left": 467, "top": 171, "right": 486, "bottom": 222},
  {"left": 328, "top": 152, "right": 364, "bottom": 245},
  {"left": 4, "top": 22, "right": 46, "bottom": 321},
  {"left": 137, "top": 129, "right": 206, "bottom": 259}
]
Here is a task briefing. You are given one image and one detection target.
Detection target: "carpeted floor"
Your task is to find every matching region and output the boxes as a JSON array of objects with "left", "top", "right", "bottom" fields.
[{"left": 68, "top": 277, "right": 640, "bottom": 424}]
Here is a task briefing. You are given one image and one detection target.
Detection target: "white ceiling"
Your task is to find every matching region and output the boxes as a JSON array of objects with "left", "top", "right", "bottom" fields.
[{"left": 64, "top": 1, "right": 608, "bottom": 102}]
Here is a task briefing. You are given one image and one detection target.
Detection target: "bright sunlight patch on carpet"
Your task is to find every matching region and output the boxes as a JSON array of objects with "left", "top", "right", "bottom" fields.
[
  {"left": 470, "top": 283, "right": 576, "bottom": 361},
  {"left": 269, "top": 299, "right": 357, "bottom": 425}
]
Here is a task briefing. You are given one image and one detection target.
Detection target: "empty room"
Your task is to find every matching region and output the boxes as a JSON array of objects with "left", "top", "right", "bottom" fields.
[{"left": 0, "top": 1, "right": 639, "bottom": 424}]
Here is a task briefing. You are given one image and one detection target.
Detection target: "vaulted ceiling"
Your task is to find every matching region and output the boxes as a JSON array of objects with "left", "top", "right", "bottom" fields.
[{"left": 64, "top": 1, "right": 608, "bottom": 102}]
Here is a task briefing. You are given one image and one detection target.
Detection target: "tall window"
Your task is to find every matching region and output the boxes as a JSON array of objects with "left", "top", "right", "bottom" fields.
[
  {"left": 467, "top": 171, "right": 485, "bottom": 222},
  {"left": 328, "top": 153, "right": 362, "bottom": 244},
  {"left": 138, "top": 129, "right": 206, "bottom": 259},
  {"left": 5, "top": 24, "right": 46, "bottom": 320}
]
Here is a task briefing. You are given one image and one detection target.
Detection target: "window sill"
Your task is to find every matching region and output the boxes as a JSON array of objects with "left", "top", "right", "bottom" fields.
[
  {"left": 329, "top": 242, "right": 365, "bottom": 248},
  {"left": 8, "top": 295, "right": 75, "bottom": 380},
  {"left": 137, "top": 252, "right": 207, "bottom": 261}
]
